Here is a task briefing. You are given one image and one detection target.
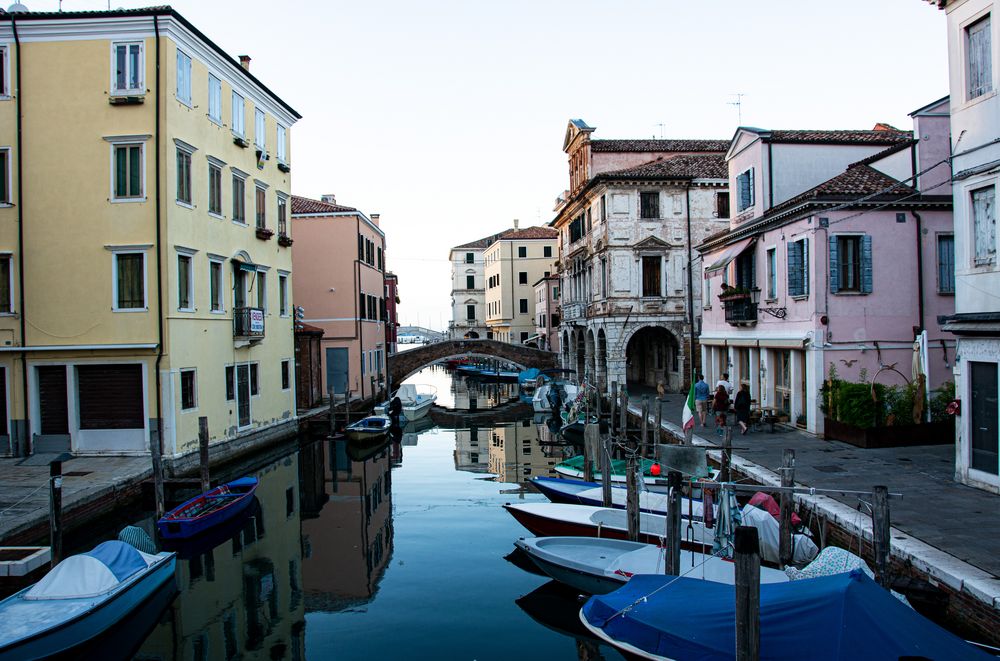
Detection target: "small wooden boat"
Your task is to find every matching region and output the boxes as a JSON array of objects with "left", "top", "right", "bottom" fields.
[
  {"left": 554, "top": 455, "right": 671, "bottom": 492},
  {"left": 531, "top": 476, "right": 705, "bottom": 518},
  {"left": 156, "top": 476, "right": 259, "bottom": 540},
  {"left": 344, "top": 415, "right": 393, "bottom": 443},
  {"left": 514, "top": 536, "right": 789, "bottom": 595},
  {"left": 0, "top": 540, "right": 176, "bottom": 660}
]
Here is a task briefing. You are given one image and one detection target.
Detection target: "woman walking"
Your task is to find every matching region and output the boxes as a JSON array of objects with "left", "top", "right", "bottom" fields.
[
  {"left": 734, "top": 383, "right": 752, "bottom": 435},
  {"left": 713, "top": 385, "right": 730, "bottom": 434}
]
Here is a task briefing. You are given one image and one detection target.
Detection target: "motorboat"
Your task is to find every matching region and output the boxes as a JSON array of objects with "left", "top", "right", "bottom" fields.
[
  {"left": 514, "top": 536, "right": 789, "bottom": 595},
  {"left": 532, "top": 369, "right": 579, "bottom": 413},
  {"left": 532, "top": 476, "right": 700, "bottom": 517},
  {"left": 0, "top": 540, "right": 177, "bottom": 660},
  {"left": 374, "top": 383, "right": 437, "bottom": 420},
  {"left": 156, "top": 476, "right": 259, "bottom": 540},
  {"left": 344, "top": 415, "right": 394, "bottom": 443}
]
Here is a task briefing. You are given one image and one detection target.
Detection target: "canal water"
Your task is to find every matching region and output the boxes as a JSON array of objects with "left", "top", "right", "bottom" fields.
[{"left": 118, "top": 365, "right": 624, "bottom": 660}]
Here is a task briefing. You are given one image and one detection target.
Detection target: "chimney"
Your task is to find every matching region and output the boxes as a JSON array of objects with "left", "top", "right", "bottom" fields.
[
  {"left": 321, "top": 194, "right": 337, "bottom": 205},
  {"left": 370, "top": 213, "right": 380, "bottom": 226},
  {"left": 239, "top": 55, "right": 251, "bottom": 71},
  {"left": 513, "top": 218, "right": 519, "bottom": 230}
]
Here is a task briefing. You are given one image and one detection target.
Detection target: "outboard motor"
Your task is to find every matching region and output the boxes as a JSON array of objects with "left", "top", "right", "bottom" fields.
[{"left": 387, "top": 396, "right": 403, "bottom": 424}]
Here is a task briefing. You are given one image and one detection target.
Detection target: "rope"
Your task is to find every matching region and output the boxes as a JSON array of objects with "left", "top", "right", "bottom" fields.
[{"left": 0, "top": 483, "right": 49, "bottom": 520}]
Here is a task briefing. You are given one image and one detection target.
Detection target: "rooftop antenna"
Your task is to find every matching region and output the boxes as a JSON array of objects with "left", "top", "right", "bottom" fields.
[
  {"left": 655, "top": 123, "right": 666, "bottom": 139},
  {"left": 728, "top": 93, "right": 746, "bottom": 125}
]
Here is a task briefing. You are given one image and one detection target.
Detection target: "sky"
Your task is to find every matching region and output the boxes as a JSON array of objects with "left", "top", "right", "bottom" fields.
[{"left": 34, "top": 0, "right": 949, "bottom": 329}]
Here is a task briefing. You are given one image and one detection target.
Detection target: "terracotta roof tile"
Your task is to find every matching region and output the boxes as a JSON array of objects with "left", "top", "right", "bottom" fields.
[
  {"left": 767, "top": 164, "right": 914, "bottom": 215},
  {"left": 453, "top": 230, "right": 514, "bottom": 251},
  {"left": 291, "top": 195, "right": 358, "bottom": 215},
  {"left": 590, "top": 139, "right": 729, "bottom": 153},
  {"left": 502, "top": 226, "right": 559, "bottom": 240},
  {"left": 765, "top": 129, "right": 913, "bottom": 145},
  {"left": 601, "top": 154, "right": 728, "bottom": 180}
]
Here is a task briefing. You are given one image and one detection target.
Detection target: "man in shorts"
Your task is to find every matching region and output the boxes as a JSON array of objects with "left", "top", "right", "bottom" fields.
[{"left": 694, "top": 373, "right": 711, "bottom": 427}]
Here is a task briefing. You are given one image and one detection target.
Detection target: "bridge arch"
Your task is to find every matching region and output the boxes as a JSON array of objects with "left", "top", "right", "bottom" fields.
[{"left": 388, "top": 339, "right": 559, "bottom": 387}]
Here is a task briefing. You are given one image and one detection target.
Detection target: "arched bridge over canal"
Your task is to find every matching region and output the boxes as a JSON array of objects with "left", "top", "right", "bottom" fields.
[{"left": 388, "top": 339, "right": 558, "bottom": 386}]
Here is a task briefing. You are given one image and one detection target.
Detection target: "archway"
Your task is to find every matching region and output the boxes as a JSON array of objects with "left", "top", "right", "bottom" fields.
[
  {"left": 464, "top": 331, "right": 480, "bottom": 339},
  {"left": 585, "top": 329, "right": 596, "bottom": 385},
  {"left": 574, "top": 330, "right": 585, "bottom": 378},
  {"left": 625, "top": 326, "right": 682, "bottom": 393},
  {"left": 561, "top": 331, "right": 571, "bottom": 369},
  {"left": 597, "top": 328, "right": 608, "bottom": 391}
]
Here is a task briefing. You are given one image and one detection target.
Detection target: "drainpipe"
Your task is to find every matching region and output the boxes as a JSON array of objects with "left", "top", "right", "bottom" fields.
[
  {"left": 153, "top": 16, "right": 165, "bottom": 461},
  {"left": 356, "top": 217, "right": 364, "bottom": 401},
  {"left": 11, "top": 16, "right": 30, "bottom": 456},
  {"left": 912, "top": 210, "right": 925, "bottom": 335},
  {"left": 685, "top": 185, "right": 695, "bottom": 385},
  {"left": 767, "top": 141, "right": 774, "bottom": 211}
]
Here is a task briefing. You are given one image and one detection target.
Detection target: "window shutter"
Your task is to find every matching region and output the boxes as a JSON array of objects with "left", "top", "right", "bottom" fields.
[
  {"left": 829, "top": 236, "right": 839, "bottom": 294},
  {"left": 861, "top": 234, "right": 873, "bottom": 294},
  {"left": 801, "top": 240, "right": 809, "bottom": 295},
  {"left": 748, "top": 168, "right": 755, "bottom": 207},
  {"left": 787, "top": 241, "right": 801, "bottom": 296}
]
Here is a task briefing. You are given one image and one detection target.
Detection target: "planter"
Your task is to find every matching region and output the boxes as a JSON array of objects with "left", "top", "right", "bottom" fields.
[
  {"left": 719, "top": 293, "right": 751, "bottom": 302},
  {"left": 255, "top": 228, "right": 274, "bottom": 241},
  {"left": 233, "top": 136, "right": 250, "bottom": 149},
  {"left": 823, "top": 417, "right": 954, "bottom": 449},
  {"left": 278, "top": 234, "right": 293, "bottom": 247},
  {"left": 278, "top": 162, "right": 291, "bottom": 173}
]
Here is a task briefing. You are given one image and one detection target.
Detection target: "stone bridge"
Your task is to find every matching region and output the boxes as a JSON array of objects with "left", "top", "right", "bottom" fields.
[{"left": 388, "top": 339, "right": 558, "bottom": 387}]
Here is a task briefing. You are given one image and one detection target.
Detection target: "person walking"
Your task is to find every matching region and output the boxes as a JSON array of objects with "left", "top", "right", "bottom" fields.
[
  {"left": 713, "top": 385, "right": 730, "bottom": 434},
  {"left": 734, "top": 383, "right": 752, "bottom": 435},
  {"left": 694, "top": 374, "right": 711, "bottom": 427},
  {"left": 716, "top": 372, "right": 734, "bottom": 398}
]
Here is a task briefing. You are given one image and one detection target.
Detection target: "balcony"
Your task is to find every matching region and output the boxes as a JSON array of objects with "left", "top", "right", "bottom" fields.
[
  {"left": 562, "top": 302, "right": 584, "bottom": 321},
  {"left": 722, "top": 294, "right": 758, "bottom": 326},
  {"left": 234, "top": 307, "right": 266, "bottom": 339}
]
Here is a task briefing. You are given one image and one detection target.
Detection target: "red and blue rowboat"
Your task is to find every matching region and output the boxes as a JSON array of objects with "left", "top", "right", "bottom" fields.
[{"left": 156, "top": 476, "right": 259, "bottom": 539}]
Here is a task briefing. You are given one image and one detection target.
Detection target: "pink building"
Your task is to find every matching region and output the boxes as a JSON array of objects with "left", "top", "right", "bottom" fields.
[
  {"left": 698, "top": 98, "right": 955, "bottom": 435},
  {"left": 533, "top": 275, "right": 561, "bottom": 352},
  {"left": 291, "top": 195, "right": 388, "bottom": 402},
  {"left": 385, "top": 272, "right": 400, "bottom": 354}
]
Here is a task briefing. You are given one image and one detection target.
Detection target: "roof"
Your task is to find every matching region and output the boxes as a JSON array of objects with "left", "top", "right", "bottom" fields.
[
  {"left": 452, "top": 230, "right": 513, "bottom": 251},
  {"left": 767, "top": 164, "right": 914, "bottom": 215},
  {"left": 590, "top": 139, "right": 729, "bottom": 153},
  {"left": 500, "top": 226, "right": 559, "bottom": 240},
  {"left": 0, "top": 5, "right": 301, "bottom": 120},
  {"left": 600, "top": 153, "right": 728, "bottom": 180},
  {"left": 756, "top": 128, "right": 913, "bottom": 145},
  {"left": 848, "top": 139, "right": 918, "bottom": 168},
  {"left": 290, "top": 195, "right": 358, "bottom": 215}
]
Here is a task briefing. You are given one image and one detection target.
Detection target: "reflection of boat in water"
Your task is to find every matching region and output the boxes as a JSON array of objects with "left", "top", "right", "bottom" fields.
[
  {"left": 344, "top": 416, "right": 393, "bottom": 442},
  {"left": 401, "top": 415, "right": 436, "bottom": 447},
  {"left": 161, "top": 497, "right": 260, "bottom": 560},
  {"left": 346, "top": 436, "right": 393, "bottom": 462},
  {"left": 515, "top": 580, "right": 604, "bottom": 644},
  {"left": 157, "top": 476, "right": 259, "bottom": 539}
]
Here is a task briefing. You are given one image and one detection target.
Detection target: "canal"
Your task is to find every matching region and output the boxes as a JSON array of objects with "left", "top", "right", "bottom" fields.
[{"left": 112, "top": 364, "right": 624, "bottom": 660}]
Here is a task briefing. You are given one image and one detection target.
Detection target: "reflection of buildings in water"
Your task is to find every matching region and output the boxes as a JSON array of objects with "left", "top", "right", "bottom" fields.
[
  {"left": 450, "top": 376, "right": 519, "bottom": 411},
  {"left": 138, "top": 456, "right": 306, "bottom": 660},
  {"left": 453, "top": 424, "right": 490, "bottom": 473},
  {"left": 300, "top": 438, "right": 394, "bottom": 612},
  {"left": 487, "top": 421, "right": 559, "bottom": 484}
]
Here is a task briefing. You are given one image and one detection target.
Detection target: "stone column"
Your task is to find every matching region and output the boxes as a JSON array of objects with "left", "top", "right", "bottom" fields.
[
  {"left": 749, "top": 348, "right": 761, "bottom": 404},
  {"left": 790, "top": 349, "right": 804, "bottom": 424},
  {"left": 807, "top": 347, "right": 824, "bottom": 435},
  {"left": 759, "top": 347, "right": 772, "bottom": 408}
]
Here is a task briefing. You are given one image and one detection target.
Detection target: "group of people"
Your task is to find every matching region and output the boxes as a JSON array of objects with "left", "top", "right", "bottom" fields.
[{"left": 693, "top": 372, "right": 752, "bottom": 435}]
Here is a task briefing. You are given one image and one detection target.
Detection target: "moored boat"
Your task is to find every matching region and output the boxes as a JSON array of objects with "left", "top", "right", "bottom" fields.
[
  {"left": 156, "top": 476, "right": 259, "bottom": 540},
  {"left": 532, "top": 369, "right": 579, "bottom": 413},
  {"left": 374, "top": 384, "right": 438, "bottom": 420},
  {"left": 344, "top": 416, "right": 394, "bottom": 443},
  {"left": 531, "top": 476, "right": 702, "bottom": 517}
]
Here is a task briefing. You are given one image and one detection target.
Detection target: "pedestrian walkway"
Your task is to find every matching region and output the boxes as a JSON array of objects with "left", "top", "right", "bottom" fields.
[{"left": 629, "top": 390, "right": 1000, "bottom": 580}]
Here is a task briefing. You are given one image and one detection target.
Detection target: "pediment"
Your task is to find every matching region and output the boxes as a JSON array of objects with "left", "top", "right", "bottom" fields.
[
  {"left": 563, "top": 119, "right": 595, "bottom": 153},
  {"left": 725, "top": 128, "right": 767, "bottom": 162},
  {"left": 632, "top": 235, "right": 671, "bottom": 251}
]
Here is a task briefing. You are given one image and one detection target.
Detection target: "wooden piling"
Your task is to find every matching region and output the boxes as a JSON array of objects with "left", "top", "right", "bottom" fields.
[
  {"left": 735, "top": 525, "right": 761, "bottom": 661},
  {"left": 665, "top": 470, "right": 682, "bottom": 576},
  {"left": 600, "top": 436, "right": 612, "bottom": 507},
  {"left": 872, "top": 485, "right": 891, "bottom": 588},
  {"left": 150, "top": 423, "right": 165, "bottom": 519},
  {"left": 610, "top": 381, "right": 618, "bottom": 434},
  {"left": 641, "top": 396, "right": 649, "bottom": 457},
  {"left": 721, "top": 422, "right": 732, "bottom": 483},
  {"left": 625, "top": 453, "right": 640, "bottom": 542},
  {"left": 654, "top": 403, "right": 663, "bottom": 446},
  {"left": 779, "top": 449, "right": 795, "bottom": 566},
  {"left": 48, "top": 460, "right": 62, "bottom": 566},
  {"left": 583, "top": 423, "right": 598, "bottom": 483},
  {"left": 619, "top": 388, "right": 628, "bottom": 440},
  {"left": 198, "top": 416, "right": 210, "bottom": 494}
]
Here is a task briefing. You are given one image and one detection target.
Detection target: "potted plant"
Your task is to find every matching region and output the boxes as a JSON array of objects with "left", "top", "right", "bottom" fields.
[
  {"left": 278, "top": 234, "right": 293, "bottom": 247},
  {"left": 256, "top": 227, "right": 274, "bottom": 240},
  {"left": 718, "top": 285, "right": 752, "bottom": 302}
]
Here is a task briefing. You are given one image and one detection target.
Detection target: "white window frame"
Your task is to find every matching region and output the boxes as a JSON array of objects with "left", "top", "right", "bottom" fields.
[
  {"left": 278, "top": 271, "right": 290, "bottom": 317},
  {"left": 737, "top": 168, "right": 755, "bottom": 212},
  {"left": 176, "top": 248, "right": 195, "bottom": 312},
  {"left": 966, "top": 13, "right": 994, "bottom": 101},
  {"left": 765, "top": 246, "right": 777, "bottom": 300},
  {"left": 207, "top": 156, "right": 224, "bottom": 218},
  {"left": 179, "top": 368, "right": 198, "bottom": 412},
  {"left": 110, "top": 247, "right": 149, "bottom": 312},
  {"left": 971, "top": 184, "right": 997, "bottom": 266},
  {"left": 0, "top": 146, "right": 11, "bottom": 206},
  {"left": 255, "top": 267, "right": 268, "bottom": 313},
  {"left": 176, "top": 48, "right": 192, "bottom": 106},
  {"left": 231, "top": 91, "right": 246, "bottom": 137},
  {"left": 0, "top": 251, "right": 14, "bottom": 315},
  {"left": 207, "top": 74, "right": 222, "bottom": 124},
  {"left": 277, "top": 124, "right": 287, "bottom": 163},
  {"left": 0, "top": 45, "right": 10, "bottom": 99},
  {"left": 104, "top": 135, "right": 150, "bottom": 203},
  {"left": 208, "top": 256, "right": 226, "bottom": 314},
  {"left": 111, "top": 41, "right": 144, "bottom": 96},
  {"left": 255, "top": 109, "right": 266, "bottom": 149}
]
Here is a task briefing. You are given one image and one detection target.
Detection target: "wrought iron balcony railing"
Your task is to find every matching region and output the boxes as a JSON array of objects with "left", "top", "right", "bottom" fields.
[{"left": 234, "top": 306, "right": 266, "bottom": 338}]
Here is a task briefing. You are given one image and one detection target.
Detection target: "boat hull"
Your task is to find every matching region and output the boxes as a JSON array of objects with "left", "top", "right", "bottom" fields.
[{"left": 156, "top": 478, "right": 258, "bottom": 539}]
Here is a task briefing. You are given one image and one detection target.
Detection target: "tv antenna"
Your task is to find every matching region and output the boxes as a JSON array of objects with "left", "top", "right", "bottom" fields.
[
  {"left": 728, "top": 94, "right": 746, "bottom": 125},
  {"left": 654, "top": 123, "right": 666, "bottom": 139}
]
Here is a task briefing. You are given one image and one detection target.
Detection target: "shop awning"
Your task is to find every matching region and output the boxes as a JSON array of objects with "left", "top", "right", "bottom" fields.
[
  {"left": 231, "top": 259, "right": 259, "bottom": 273},
  {"left": 704, "top": 237, "right": 756, "bottom": 276}
]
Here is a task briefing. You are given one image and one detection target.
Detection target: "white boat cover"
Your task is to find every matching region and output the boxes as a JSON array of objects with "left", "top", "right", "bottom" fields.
[
  {"left": 25, "top": 540, "right": 158, "bottom": 599},
  {"left": 396, "top": 383, "right": 419, "bottom": 404},
  {"left": 740, "top": 505, "right": 819, "bottom": 565}
]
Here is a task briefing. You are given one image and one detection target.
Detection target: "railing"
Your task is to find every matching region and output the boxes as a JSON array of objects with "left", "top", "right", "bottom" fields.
[
  {"left": 234, "top": 306, "right": 265, "bottom": 338},
  {"left": 561, "top": 302, "right": 584, "bottom": 321},
  {"left": 723, "top": 296, "right": 758, "bottom": 326}
]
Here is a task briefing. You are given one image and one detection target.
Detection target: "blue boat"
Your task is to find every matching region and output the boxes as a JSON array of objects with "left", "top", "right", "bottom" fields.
[
  {"left": 156, "top": 476, "right": 259, "bottom": 539},
  {"left": 0, "top": 540, "right": 176, "bottom": 660},
  {"left": 580, "top": 569, "right": 994, "bottom": 660}
]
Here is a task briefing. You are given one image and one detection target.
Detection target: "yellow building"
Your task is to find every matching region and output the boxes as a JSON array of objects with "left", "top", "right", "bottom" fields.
[
  {"left": 483, "top": 224, "right": 558, "bottom": 344},
  {"left": 0, "top": 7, "right": 300, "bottom": 462}
]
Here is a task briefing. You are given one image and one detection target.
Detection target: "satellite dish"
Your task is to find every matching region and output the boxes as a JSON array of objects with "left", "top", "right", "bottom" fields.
[{"left": 7, "top": 2, "right": 29, "bottom": 11}]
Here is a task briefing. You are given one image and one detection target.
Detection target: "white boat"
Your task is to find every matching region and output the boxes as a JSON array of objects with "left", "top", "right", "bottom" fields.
[
  {"left": 514, "top": 536, "right": 789, "bottom": 594},
  {"left": 374, "top": 383, "right": 437, "bottom": 420},
  {"left": 533, "top": 378, "right": 579, "bottom": 413}
]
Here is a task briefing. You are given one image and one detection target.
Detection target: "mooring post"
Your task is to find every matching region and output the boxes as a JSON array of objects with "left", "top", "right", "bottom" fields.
[
  {"left": 872, "top": 485, "right": 891, "bottom": 588},
  {"left": 198, "top": 416, "right": 210, "bottom": 494},
  {"left": 721, "top": 421, "right": 732, "bottom": 483},
  {"left": 583, "top": 423, "right": 597, "bottom": 483},
  {"left": 610, "top": 381, "right": 618, "bottom": 434},
  {"left": 619, "top": 388, "right": 628, "bottom": 441},
  {"left": 328, "top": 389, "right": 337, "bottom": 436},
  {"left": 625, "top": 452, "right": 640, "bottom": 542},
  {"left": 735, "top": 525, "right": 761, "bottom": 661},
  {"left": 641, "top": 396, "right": 649, "bottom": 457},
  {"left": 49, "top": 460, "right": 63, "bottom": 566},
  {"left": 654, "top": 402, "right": 663, "bottom": 447},
  {"left": 600, "top": 436, "right": 612, "bottom": 507},
  {"left": 665, "top": 470, "right": 682, "bottom": 576},
  {"left": 150, "top": 423, "right": 165, "bottom": 519},
  {"left": 779, "top": 449, "right": 795, "bottom": 567}
]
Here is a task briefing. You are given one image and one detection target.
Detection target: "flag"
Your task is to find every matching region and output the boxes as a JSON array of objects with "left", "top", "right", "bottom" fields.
[{"left": 682, "top": 381, "right": 696, "bottom": 431}]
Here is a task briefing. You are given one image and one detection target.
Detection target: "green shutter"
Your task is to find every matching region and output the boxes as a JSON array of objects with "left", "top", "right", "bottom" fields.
[{"left": 861, "top": 235, "right": 873, "bottom": 294}]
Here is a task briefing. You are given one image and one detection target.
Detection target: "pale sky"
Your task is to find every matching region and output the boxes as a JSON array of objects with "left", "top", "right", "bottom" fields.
[{"left": 34, "top": 0, "right": 948, "bottom": 330}]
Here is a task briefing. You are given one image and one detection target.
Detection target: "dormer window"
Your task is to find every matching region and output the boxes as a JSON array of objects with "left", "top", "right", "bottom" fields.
[{"left": 737, "top": 168, "right": 755, "bottom": 212}]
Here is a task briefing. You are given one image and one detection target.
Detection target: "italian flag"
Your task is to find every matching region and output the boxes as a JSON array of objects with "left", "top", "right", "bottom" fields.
[{"left": 682, "top": 382, "right": 696, "bottom": 431}]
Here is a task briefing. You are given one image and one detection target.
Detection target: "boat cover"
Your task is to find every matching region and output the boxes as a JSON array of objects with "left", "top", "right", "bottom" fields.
[
  {"left": 25, "top": 541, "right": 158, "bottom": 599},
  {"left": 582, "top": 569, "right": 994, "bottom": 661},
  {"left": 740, "top": 505, "right": 818, "bottom": 565},
  {"left": 396, "top": 384, "right": 419, "bottom": 403},
  {"left": 748, "top": 491, "right": 802, "bottom": 527}
]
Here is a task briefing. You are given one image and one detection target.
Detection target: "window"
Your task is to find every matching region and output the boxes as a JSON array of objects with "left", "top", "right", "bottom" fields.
[
  {"left": 277, "top": 125, "right": 287, "bottom": 163},
  {"left": 586, "top": 208, "right": 592, "bottom": 231},
  {"left": 601, "top": 257, "right": 607, "bottom": 297},
  {"left": 255, "top": 271, "right": 266, "bottom": 311},
  {"left": 0, "top": 254, "right": 12, "bottom": 314},
  {"left": 520, "top": 332, "right": 529, "bottom": 343},
  {"left": 518, "top": 271, "right": 527, "bottom": 284},
  {"left": 112, "top": 41, "right": 143, "bottom": 94},
  {"left": 0, "top": 148, "right": 7, "bottom": 204},
  {"left": 0, "top": 46, "right": 8, "bottom": 97},
  {"left": 225, "top": 365, "right": 234, "bottom": 401},
  {"left": 787, "top": 238, "right": 809, "bottom": 297},
  {"left": 640, "top": 192, "right": 659, "bottom": 219},
  {"left": 716, "top": 191, "right": 730, "bottom": 218},
  {"left": 255, "top": 185, "right": 266, "bottom": 229},
  {"left": 208, "top": 74, "right": 222, "bottom": 123},
  {"left": 466, "top": 275, "right": 475, "bottom": 289},
  {"left": 114, "top": 252, "right": 145, "bottom": 310},
  {"left": 112, "top": 144, "right": 143, "bottom": 200},
  {"left": 465, "top": 252, "right": 474, "bottom": 263},
  {"left": 281, "top": 360, "right": 290, "bottom": 390},
  {"left": 255, "top": 109, "right": 266, "bottom": 149},
  {"left": 250, "top": 363, "right": 259, "bottom": 396},
  {"left": 938, "top": 234, "right": 955, "bottom": 294},
  {"left": 544, "top": 246, "right": 552, "bottom": 258},
  {"left": 600, "top": 194, "right": 607, "bottom": 222},
  {"left": 517, "top": 298, "right": 528, "bottom": 314},
  {"left": 278, "top": 195, "right": 288, "bottom": 236},
  {"left": 208, "top": 162, "right": 222, "bottom": 216},
  {"left": 737, "top": 168, "right": 755, "bottom": 212},
  {"left": 642, "top": 256, "right": 662, "bottom": 297},
  {"left": 177, "top": 254, "right": 193, "bottom": 310},
  {"left": 766, "top": 247, "right": 777, "bottom": 299},
  {"left": 232, "top": 173, "right": 246, "bottom": 223},
  {"left": 967, "top": 14, "right": 993, "bottom": 100},
  {"left": 830, "top": 235, "right": 872, "bottom": 294},
  {"left": 232, "top": 92, "right": 246, "bottom": 137},
  {"left": 176, "top": 147, "right": 192, "bottom": 205},
  {"left": 209, "top": 259, "right": 224, "bottom": 312},
  {"left": 466, "top": 304, "right": 476, "bottom": 320},
  {"left": 775, "top": 350, "right": 792, "bottom": 414},
  {"left": 279, "top": 274, "right": 289, "bottom": 316},
  {"left": 377, "top": 247, "right": 383, "bottom": 271},
  {"left": 176, "top": 49, "right": 191, "bottom": 105},
  {"left": 972, "top": 185, "right": 996, "bottom": 265},
  {"left": 518, "top": 246, "right": 527, "bottom": 258},
  {"left": 180, "top": 369, "right": 197, "bottom": 411}
]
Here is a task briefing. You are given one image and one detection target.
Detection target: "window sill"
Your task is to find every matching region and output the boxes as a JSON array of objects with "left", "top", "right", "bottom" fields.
[
  {"left": 764, "top": 297, "right": 778, "bottom": 303},
  {"left": 176, "top": 200, "right": 194, "bottom": 210},
  {"left": 111, "top": 197, "right": 147, "bottom": 204},
  {"left": 210, "top": 309, "right": 227, "bottom": 315},
  {"left": 0, "top": 312, "right": 16, "bottom": 316},
  {"left": 790, "top": 294, "right": 809, "bottom": 301},
  {"left": 113, "top": 307, "right": 149, "bottom": 313},
  {"left": 937, "top": 291, "right": 955, "bottom": 296},
  {"left": 180, "top": 407, "right": 199, "bottom": 414},
  {"left": 208, "top": 212, "right": 224, "bottom": 220},
  {"left": 232, "top": 220, "right": 248, "bottom": 227},
  {"left": 832, "top": 291, "right": 868, "bottom": 296},
  {"left": 208, "top": 116, "right": 223, "bottom": 128},
  {"left": 177, "top": 308, "right": 195, "bottom": 313},
  {"left": 175, "top": 97, "right": 193, "bottom": 109}
]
